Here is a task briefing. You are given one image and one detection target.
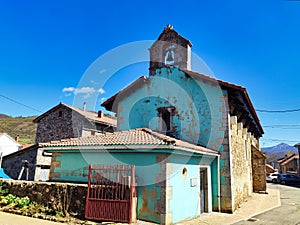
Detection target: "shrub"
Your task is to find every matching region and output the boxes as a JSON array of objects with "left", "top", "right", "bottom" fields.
[
  {"left": 15, "top": 196, "right": 30, "bottom": 207},
  {"left": 0, "top": 194, "right": 16, "bottom": 205},
  {"left": 0, "top": 180, "right": 8, "bottom": 196}
]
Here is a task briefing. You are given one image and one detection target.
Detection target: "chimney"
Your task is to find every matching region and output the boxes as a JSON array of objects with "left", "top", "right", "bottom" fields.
[
  {"left": 15, "top": 135, "right": 19, "bottom": 142},
  {"left": 98, "top": 110, "right": 104, "bottom": 118},
  {"left": 83, "top": 102, "right": 86, "bottom": 111}
]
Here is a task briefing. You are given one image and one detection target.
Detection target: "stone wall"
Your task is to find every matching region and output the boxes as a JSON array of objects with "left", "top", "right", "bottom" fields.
[
  {"left": 35, "top": 106, "right": 83, "bottom": 143},
  {"left": 218, "top": 93, "right": 233, "bottom": 213},
  {"left": 251, "top": 146, "right": 266, "bottom": 192},
  {"left": 0, "top": 179, "right": 87, "bottom": 219},
  {"left": 2, "top": 145, "right": 52, "bottom": 181},
  {"left": 35, "top": 105, "right": 115, "bottom": 144},
  {"left": 2, "top": 145, "right": 38, "bottom": 180},
  {"left": 229, "top": 116, "right": 252, "bottom": 211},
  {"left": 229, "top": 116, "right": 261, "bottom": 211}
]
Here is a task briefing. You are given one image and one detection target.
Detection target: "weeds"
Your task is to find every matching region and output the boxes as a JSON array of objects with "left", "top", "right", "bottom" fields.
[
  {"left": 0, "top": 180, "right": 8, "bottom": 196},
  {"left": 0, "top": 192, "right": 64, "bottom": 218}
]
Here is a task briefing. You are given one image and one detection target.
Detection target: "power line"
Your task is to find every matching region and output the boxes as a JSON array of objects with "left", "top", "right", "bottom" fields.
[
  {"left": 263, "top": 125, "right": 300, "bottom": 129},
  {"left": 0, "top": 94, "right": 42, "bottom": 113},
  {"left": 256, "top": 108, "right": 300, "bottom": 113},
  {"left": 263, "top": 125, "right": 300, "bottom": 127},
  {"left": 262, "top": 138, "right": 299, "bottom": 143}
]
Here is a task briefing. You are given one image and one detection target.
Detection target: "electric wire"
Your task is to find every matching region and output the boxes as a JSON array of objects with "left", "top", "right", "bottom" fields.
[
  {"left": 0, "top": 94, "right": 42, "bottom": 113},
  {"left": 256, "top": 108, "right": 300, "bottom": 113}
]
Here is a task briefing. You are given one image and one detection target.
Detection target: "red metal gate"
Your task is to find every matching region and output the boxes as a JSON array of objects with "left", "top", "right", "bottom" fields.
[{"left": 85, "top": 164, "right": 135, "bottom": 223}]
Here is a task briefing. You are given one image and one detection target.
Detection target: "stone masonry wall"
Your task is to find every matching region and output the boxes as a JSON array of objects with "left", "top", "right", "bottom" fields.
[
  {"left": 229, "top": 116, "right": 258, "bottom": 211},
  {"left": 1, "top": 179, "right": 87, "bottom": 219},
  {"left": 35, "top": 106, "right": 83, "bottom": 143},
  {"left": 251, "top": 146, "right": 266, "bottom": 192},
  {"left": 218, "top": 93, "right": 233, "bottom": 213},
  {"left": 2, "top": 145, "right": 52, "bottom": 181},
  {"left": 2, "top": 146, "right": 38, "bottom": 180}
]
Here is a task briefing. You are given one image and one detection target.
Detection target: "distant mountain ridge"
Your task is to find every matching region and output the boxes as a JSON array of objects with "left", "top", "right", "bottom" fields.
[
  {"left": 262, "top": 143, "right": 298, "bottom": 163},
  {"left": 262, "top": 143, "right": 298, "bottom": 153},
  {"left": 0, "top": 114, "right": 11, "bottom": 118}
]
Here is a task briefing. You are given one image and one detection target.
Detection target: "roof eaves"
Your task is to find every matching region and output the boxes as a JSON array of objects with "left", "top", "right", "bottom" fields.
[
  {"left": 101, "top": 76, "right": 149, "bottom": 111},
  {"left": 181, "top": 69, "right": 264, "bottom": 137}
]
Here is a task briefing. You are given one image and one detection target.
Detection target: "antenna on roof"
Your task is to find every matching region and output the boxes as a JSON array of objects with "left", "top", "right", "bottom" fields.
[{"left": 83, "top": 102, "right": 86, "bottom": 111}]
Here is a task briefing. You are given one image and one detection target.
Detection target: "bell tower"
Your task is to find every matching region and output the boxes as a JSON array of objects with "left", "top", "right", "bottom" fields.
[{"left": 149, "top": 25, "right": 192, "bottom": 75}]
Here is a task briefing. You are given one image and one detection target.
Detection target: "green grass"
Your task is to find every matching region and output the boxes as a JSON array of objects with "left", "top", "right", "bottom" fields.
[{"left": 0, "top": 115, "right": 37, "bottom": 145}]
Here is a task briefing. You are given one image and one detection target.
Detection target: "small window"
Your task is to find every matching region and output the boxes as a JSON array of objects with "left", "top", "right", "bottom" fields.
[
  {"left": 157, "top": 106, "right": 175, "bottom": 135},
  {"left": 182, "top": 167, "right": 188, "bottom": 179},
  {"left": 58, "top": 110, "right": 63, "bottom": 117}
]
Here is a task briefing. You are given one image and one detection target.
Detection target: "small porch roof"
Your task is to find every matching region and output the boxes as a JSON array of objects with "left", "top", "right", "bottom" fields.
[{"left": 39, "top": 128, "right": 219, "bottom": 156}]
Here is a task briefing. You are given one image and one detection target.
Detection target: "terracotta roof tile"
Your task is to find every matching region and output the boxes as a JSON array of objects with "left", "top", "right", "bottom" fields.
[{"left": 40, "top": 128, "right": 218, "bottom": 155}]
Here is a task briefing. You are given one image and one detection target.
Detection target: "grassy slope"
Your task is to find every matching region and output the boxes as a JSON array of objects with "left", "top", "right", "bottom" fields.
[{"left": 0, "top": 115, "right": 36, "bottom": 145}]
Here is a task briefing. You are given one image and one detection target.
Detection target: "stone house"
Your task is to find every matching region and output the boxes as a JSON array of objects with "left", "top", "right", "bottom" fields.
[
  {"left": 276, "top": 153, "right": 299, "bottom": 175},
  {"left": 1, "top": 144, "right": 51, "bottom": 181},
  {"left": 0, "top": 133, "right": 21, "bottom": 157},
  {"left": 41, "top": 26, "right": 266, "bottom": 224},
  {"left": 294, "top": 143, "right": 300, "bottom": 176},
  {"left": 33, "top": 102, "right": 117, "bottom": 143}
]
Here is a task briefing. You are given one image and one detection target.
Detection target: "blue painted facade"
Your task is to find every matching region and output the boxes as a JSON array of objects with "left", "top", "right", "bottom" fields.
[
  {"left": 48, "top": 149, "right": 218, "bottom": 224},
  {"left": 118, "top": 67, "right": 226, "bottom": 151},
  {"left": 112, "top": 66, "right": 225, "bottom": 222},
  {"left": 46, "top": 66, "right": 227, "bottom": 223}
]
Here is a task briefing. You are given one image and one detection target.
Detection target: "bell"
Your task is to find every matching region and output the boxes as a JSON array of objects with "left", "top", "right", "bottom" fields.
[{"left": 166, "top": 50, "right": 174, "bottom": 62}]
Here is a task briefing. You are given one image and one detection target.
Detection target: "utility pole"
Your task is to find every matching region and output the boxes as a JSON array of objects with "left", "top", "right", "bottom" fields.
[{"left": 294, "top": 143, "right": 300, "bottom": 177}]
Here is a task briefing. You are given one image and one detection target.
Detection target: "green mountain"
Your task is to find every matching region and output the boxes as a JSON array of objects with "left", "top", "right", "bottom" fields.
[{"left": 0, "top": 115, "right": 37, "bottom": 145}]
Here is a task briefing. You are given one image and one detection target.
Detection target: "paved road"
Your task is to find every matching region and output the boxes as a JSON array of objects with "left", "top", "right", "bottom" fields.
[
  {"left": 0, "top": 212, "right": 62, "bottom": 225},
  {"left": 233, "top": 183, "right": 300, "bottom": 225}
]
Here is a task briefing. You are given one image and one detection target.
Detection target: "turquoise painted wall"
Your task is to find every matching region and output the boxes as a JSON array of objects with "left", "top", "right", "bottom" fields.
[
  {"left": 167, "top": 163, "right": 200, "bottom": 223},
  {"left": 168, "top": 153, "right": 219, "bottom": 221},
  {"left": 52, "top": 150, "right": 219, "bottom": 223},
  {"left": 118, "top": 67, "right": 226, "bottom": 151},
  {"left": 53, "top": 151, "right": 162, "bottom": 223}
]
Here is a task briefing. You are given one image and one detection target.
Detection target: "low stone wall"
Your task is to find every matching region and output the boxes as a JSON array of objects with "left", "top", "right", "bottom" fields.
[{"left": 1, "top": 179, "right": 87, "bottom": 219}]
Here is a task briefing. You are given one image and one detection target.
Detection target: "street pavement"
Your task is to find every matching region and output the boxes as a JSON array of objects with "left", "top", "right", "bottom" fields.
[
  {"left": 233, "top": 183, "right": 300, "bottom": 225},
  {"left": 0, "top": 211, "right": 62, "bottom": 225},
  {"left": 176, "top": 183, "right": 281, "bottom": 225}
]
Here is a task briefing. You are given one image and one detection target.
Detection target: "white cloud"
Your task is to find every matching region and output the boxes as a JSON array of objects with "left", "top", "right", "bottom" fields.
[
  {"left": 74, "top": 87, "right": 95, "bottom": 95},
  {"left": 98, "top": 88, "right": 105, "bottom": 94},
  {"left": 62, "top": 86, "right": 106, "bottom": 98},
  {"left": 62, "top": 87, "right": 75, "bottom": 92}
]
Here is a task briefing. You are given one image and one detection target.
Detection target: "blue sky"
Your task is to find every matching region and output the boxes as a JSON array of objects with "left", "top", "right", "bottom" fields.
[{"left": 1, "top": 0, "right": 300, "bottom": 147}]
